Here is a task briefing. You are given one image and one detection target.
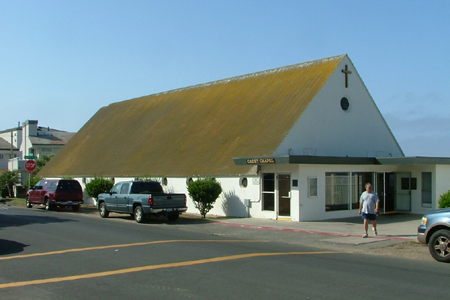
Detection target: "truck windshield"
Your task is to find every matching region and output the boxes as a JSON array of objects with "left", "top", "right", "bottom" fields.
[{"left": 131, "top": 182, "right": 163, "bottom": 194}]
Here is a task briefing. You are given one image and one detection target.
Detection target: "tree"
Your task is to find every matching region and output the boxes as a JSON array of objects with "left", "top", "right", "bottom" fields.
[
  {"left": 33, "top": 154, "right": 55, "bottom": 175},
  {"left": 0, "top": 170, "right": 21, "bottom": 198},
  {"left": 187, "top": 178, "right": 222, "bottom": 218},
  {"left": 85, "top": 176, "right": 114, "bottom": 199},
  {"left": 25, "top": 175, "right": 44, "bottom": 190}
]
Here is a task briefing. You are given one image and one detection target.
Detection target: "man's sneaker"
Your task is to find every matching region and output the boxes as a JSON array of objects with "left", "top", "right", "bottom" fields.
[
  {"left": 372, "top": 227, "right": 378, "bottom": 236},
  {"left": 362, "top": 233, "right": 368, "bottom": 238}
]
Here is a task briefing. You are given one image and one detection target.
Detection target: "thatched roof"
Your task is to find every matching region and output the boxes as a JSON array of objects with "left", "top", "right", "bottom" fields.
[{"left": 39, "top": 55, "right": 345, "bottom": 177}]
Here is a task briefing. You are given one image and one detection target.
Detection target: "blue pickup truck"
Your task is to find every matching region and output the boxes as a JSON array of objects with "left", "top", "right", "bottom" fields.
[
  {"left": 417, "top": 208, "right": 450, "bottom": 263},
  {"left": 97, "top": 181, "right": 187, "bottom": 223}
]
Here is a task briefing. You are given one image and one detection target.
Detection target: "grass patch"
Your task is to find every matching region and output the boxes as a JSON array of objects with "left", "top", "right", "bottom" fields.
[{"left": 0, "top": 198, "right": 26, "bottom": 207}]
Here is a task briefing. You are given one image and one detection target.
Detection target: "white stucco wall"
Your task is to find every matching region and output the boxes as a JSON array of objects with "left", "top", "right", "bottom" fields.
[{"left": 63, "top": 162, "right": 448, "bottom": 221}]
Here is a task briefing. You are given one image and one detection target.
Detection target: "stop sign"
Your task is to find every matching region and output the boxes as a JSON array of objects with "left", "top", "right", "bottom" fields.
[{"left": 25, "top": 159, "right": 37, "bottom": 173}]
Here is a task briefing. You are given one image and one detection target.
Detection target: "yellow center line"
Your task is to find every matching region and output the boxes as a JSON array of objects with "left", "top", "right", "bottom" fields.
[
  {"left": 0, "top": 239, "right": 266, "bottom": 261},
  {"left": 0, "top": 251, "right": 337, "bottom": 289}
]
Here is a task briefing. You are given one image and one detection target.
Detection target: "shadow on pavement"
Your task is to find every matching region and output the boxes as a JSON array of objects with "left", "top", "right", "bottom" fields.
[
  {"left": 0, "top": 213, "right": 75, "bottom": 229},
  {"left": 0, "top": 239, "right": 29, "bottom": 256},
  {"left": 318, "top": 213, "right": 423, "bottom": 225}
]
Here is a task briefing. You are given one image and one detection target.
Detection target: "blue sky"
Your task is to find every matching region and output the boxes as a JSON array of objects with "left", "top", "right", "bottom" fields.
[{"left": 0, "top": 1, "right": 449, "bottom": 156}]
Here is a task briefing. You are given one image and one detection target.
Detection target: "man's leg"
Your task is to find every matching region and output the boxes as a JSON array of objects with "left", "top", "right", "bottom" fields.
[
  {"left": 372, "top": 219, "right": 378, "bottom": 236},
  {"left": 364, "top": 218, "right": 369, "bottom": 234}
]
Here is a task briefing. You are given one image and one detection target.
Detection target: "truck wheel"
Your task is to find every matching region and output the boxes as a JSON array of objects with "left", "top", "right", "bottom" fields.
[
  {"left": 428, "top": 229, "right": 450, "bottom": 263},
  {"left": 167, "top": 212, "right": 179, "bottom": 222},
  {"left": 26, "top": 196, "right": 32, "bottom": 208},
  {"left": 134, "top": 206, "right": 146, "bottom": 223},
  {"left": 72, "top": 205, "right": 80, "bottom": 212},
  {"left": 45, "top": 199, "right": 52, "bottom": 211},
  {"left": 99, "top": 202, "right": 109, "bottom": 218}
]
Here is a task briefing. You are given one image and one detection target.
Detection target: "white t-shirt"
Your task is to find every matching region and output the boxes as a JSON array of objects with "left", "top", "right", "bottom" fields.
[{"left": 360, "top": 191, "right": 379, "bottom": 214}]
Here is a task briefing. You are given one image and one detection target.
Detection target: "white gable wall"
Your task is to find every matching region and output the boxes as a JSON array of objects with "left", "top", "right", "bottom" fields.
[{"left": 274, "top": 56, "right": 403, "bottom": 158}]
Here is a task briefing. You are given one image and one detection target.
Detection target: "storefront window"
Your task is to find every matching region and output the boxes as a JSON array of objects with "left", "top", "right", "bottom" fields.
[
  {"left": 326, "top": 172, "right": 373, "bottom": 211},
  {"left": 326, "top": 172, "right": 350, "bottom": 211}
]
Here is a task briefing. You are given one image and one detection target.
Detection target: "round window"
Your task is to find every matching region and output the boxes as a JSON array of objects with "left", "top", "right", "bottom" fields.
[
  {"left": 340, "top": 97, "right": 350, "bottom": 111},
  {"left": 240, "top": 177, "right": 248, "bottom": 188}
]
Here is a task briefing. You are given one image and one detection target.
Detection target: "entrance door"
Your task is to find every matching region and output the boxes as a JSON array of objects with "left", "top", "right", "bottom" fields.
[
  {"left": 278, "top": 174, "right": 291, "bottom": 217},
  {"left": 395, "top": 172, "right": 411, "bottom": 212},
  {"left": 377, "top": 172, "right": 396, "bottom": 214}
]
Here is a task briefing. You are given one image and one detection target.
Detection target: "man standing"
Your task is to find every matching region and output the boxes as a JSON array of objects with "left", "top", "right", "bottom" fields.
[{"left": 359, "top": 183, "right": 380, "bottom": 238}]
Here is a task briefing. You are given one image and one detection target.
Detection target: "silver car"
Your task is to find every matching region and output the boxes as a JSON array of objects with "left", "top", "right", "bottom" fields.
[{"left": 417, "top": 208, "right": 450, "bottom": 263}]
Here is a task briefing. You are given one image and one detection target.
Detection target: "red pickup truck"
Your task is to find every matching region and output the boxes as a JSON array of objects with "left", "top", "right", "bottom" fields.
[{"left": 26, "top": 179, "right": 84, "bottom": 211}]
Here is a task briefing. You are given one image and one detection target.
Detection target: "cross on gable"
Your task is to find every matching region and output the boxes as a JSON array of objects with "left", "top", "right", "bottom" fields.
[{"left": 341, "top": 65, "right": 352, "bottom": 88}]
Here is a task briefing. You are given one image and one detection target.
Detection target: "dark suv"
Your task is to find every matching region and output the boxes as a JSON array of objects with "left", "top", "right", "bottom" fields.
[
  {"left": 417, "top": 208, "right": 450, "bottom": 263},
  {"left": 26, "top": 179, "right": 84, "bottom": 211}
]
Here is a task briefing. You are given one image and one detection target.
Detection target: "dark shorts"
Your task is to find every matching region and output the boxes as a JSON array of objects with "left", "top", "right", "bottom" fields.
[{"left": 362, "top": 212, "right": 377, "bottom": 221}]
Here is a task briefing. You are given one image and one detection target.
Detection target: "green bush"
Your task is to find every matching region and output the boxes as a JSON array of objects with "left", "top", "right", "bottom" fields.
[
  {"left": 187, "top": 178, "right": 222, "bottom": 218},
  {"left": 439, "top": 190, "right": 450, "bottom": 208},
  {"left": 0, "top": 170, "right": 20, "bottom": 198},
  {"left": 1, "top": 186, "right": 8, "bottom": 198},
  {"left": 85, "top": 176, "right": 114, "bottom": 199}
]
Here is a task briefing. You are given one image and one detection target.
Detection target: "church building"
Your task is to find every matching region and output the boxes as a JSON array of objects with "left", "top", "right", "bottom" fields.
[{"left": 39, "top": 54, "right": 450, "bottom": 221}]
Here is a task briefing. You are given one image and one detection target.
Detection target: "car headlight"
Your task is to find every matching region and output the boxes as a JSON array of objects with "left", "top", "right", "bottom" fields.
[{"left": 421, "top": 217, "right": 427, "bottom": 226}]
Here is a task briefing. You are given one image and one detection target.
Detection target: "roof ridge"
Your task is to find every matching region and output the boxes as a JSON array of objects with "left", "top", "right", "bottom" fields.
[{"left": 149, "top": 54, "right": 346, "bottom": 97}]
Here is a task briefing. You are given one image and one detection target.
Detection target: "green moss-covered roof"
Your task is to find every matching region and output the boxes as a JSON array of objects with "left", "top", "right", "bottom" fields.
[{"left": 39, "top": 55, "right": 345, "bottom": 177}]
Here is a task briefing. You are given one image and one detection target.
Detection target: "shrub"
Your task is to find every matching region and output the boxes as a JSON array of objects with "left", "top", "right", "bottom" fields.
[
  {"left": 438, "top": 190, "right": 450, "bottom": 208},
  {"left": 85, "top": 176, "right": 114, "bottom": 199},
  {"left": 0, "top": 170, "right": 21, "bottom": 198},
  {"left": 187, "top": 178, "right": 222, "bottom": 218},
  {"left": 1, "top": 186, "right": 8, "bottom": 198}
]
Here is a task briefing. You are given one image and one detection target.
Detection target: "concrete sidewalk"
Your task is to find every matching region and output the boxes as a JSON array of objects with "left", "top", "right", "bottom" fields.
[{"left": 201, "top": 213, "right": 422, "bottom": 245}]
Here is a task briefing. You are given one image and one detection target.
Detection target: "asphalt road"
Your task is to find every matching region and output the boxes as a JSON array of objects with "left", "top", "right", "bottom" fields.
[{"left": 0, "top": 206, "right": 448, "bottom": 300}]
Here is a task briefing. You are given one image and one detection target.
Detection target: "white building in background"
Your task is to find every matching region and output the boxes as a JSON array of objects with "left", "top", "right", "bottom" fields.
[{"left": 0, "top": 120, "right": 75, "bottom": 188}]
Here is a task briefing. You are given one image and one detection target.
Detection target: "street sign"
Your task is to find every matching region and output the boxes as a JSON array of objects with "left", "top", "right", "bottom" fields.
[
  {"left": 24, "top": 155, "right": 37, "bottom": 159},
  {"left": 25, "top": 160, "right": 37, "bottom": 173}
]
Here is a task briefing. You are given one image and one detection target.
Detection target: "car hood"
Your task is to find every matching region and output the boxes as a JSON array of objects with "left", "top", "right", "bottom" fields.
[{"left": 425, "top": 208, "right": 450, "bottom": 217}]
